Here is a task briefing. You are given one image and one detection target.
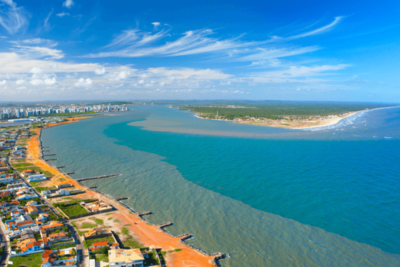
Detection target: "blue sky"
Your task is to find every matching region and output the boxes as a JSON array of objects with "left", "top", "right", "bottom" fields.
[{"left": 0, "top": 0, "right": 399, "bottom": 102}]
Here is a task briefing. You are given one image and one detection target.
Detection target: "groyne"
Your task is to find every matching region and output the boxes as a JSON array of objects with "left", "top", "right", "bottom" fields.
[{"left": 76, "top": 173, "right": 122, "bottom": 182}]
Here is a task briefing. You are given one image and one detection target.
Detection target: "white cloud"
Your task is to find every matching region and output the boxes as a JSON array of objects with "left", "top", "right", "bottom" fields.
[
  {"left": 0, "top": 0, "right": 28, "bottom": 34},
  {"left": 30, "top": 79, "right": 43, "bottom": 85},
  {"left": 152, "top": 22, "right": 160, "bottom": 30},
  {"left": 63, "top": 0, "right": 74, "bottom": 9},
  {"left": 56, "top": 12, "right": 70, "bottom": 17},
  {"left": 30, "top": 67, "right": 43, "bottom": 74},
  {"left": 15, "top": 79, "right": 25, "bottom": 84},
  {"left": 88, "top": 29, "right": 253, "bottom": 58},
  {"left": 94, "top": 67, "right": 106, "bottom": 75},
  {"left": 0, "top": 80, "right": 6, "bottom": 86},
  {"left": 246, "top": 64, "right": 348, "bottom": 83},
  {"left": 75, "top": 78, "right": 92, "bottom": 87},
  {"left": 287, "top": 17, "right": 343, "bottom": 40},
  {"left": 44, "top": 77, "right": 56, "bottom": 85}
]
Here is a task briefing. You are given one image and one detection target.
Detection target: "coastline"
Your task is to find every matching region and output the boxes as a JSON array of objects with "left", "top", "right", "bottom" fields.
[
  {"left": 24, "top": 118, "right": 224, "bottom": 267},
  {"left": 192, "top": 110, "right": 363, "bottom": 129}
]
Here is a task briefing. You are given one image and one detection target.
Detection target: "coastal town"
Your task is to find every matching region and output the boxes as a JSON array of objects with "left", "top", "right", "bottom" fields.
[
  {"left": 0, "top": 103, "right": 129, "bottom": 122},
  {"left": 0, "top": 118, "right": 225, "bottom": 267}
]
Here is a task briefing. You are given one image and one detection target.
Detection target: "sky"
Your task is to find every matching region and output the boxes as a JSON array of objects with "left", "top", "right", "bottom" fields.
[{"left": 0, "top": 0, "right": 399, "bottom": 102}]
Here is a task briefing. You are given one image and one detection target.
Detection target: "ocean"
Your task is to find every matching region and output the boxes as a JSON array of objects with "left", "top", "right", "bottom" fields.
[{"left": 41, "top": 105, "right": 400, "bottom": 266}]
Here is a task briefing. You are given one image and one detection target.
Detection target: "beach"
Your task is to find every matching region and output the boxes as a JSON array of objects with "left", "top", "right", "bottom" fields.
[
  {"left": 193, "top": 111, "right": 361, "bottom": 129},
  {"left": 24, "top": 118, "right": 222, "bottom": 267}
]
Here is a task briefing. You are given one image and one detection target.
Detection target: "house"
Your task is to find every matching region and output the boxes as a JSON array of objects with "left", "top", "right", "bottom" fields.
[
  {"left": 35, "top": 213, "right": 49, "bottom": 224},
  {"left": 25, "top": 205, "right": 39, "bottom": 215},
  {"left": 26, "top": 200, "right": 38, "bottom": 206},
  {"left": 42, "top": 232, "right": 70, "bottom": 247},
  {"left": 83, "top": 228, "right": 112, "bottom": 239},
  {"left": 28, "top": 174, "right": 47, "bottom": 182},
  {"left": 40, "top": 221, "right": 63, "bottom": 235},
  {"left": 42, "top": 248, "right": 77, "bottom": 267},
  {"left": 90, "top": 241, "right": 109, "bottom": 251},
  {"left": 108, "top": 248, "right": 145, "bottom": 267},
  {"left": 21, "top": 241, "right": 43, "bottom": 252},
  {"left": 82, "top": 200, "right": 112, "bottom": 213},
  {"left": 16, "top": 193, "right": 38, "bottom": 201},
  {"left": 0, "top": 175, "right": 15, "bottom": 184},
  {"left": 22, "top": 169, "right": 38, "bottom": 177}
]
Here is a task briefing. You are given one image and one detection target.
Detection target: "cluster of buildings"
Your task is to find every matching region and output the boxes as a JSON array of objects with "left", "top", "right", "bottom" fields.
[
  {"left": 0, "top": 176, "right": 78, "bottom": 266},
  {"left": 0, "top": 103, "right": 129, "bottom": 121},
  {"left": 41, "top": 183, "right": 83, "bottom": 199}
]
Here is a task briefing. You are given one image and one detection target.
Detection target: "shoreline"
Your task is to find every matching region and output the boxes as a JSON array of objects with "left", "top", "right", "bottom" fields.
[
  {"left": 192, "top": 110, "right": 363, "bottom": 129},
  {"left": 23, "top": 118, "right": 224, "bottom": 267}
]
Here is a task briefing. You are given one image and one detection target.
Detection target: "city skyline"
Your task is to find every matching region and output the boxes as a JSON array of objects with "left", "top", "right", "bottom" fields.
[{"left": 0, "top": 0, "right": 399, "bottom": 102}]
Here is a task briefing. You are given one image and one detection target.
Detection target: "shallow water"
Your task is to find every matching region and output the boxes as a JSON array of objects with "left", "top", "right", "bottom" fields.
[{"left": 41, "top": 106, "right": 400, "bottom": 266}]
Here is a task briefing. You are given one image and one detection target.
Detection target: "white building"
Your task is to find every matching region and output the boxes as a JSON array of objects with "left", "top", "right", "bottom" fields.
[
  {"left": 28, "top": 174, "right": 47, "bottom": 182},
  {"left": 109, "top": 248, "right": 145, "bottom": 267}
]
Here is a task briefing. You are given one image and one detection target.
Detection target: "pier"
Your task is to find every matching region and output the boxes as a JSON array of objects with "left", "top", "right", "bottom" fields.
[
  {"left": 115, "top": 197, "right": 128, "bottom": 201},
  {"left": 43, "top": 154, "right": 56, "bottom": 157},
  {"left": 89, "top": 186, "right": 97, "bottom": 189},
  {"left": 67, "top": 172, "right": 75, "bottom": 175},
  {"left": 157, "top": 222, "right": 173, "bottom": 229},
  {"left": 43, "top": 150, "right": 50, "bottom": 152},
  {"left": 57, "top": 166, "right": 66, "bottom": 169},
  {"left": 138, "top": 211, "right": 152, "bottom": 216},
  {"left": 76, "top": 173, "right": 122, "bottom": 182},
  {"left": 46, "top": 159, "right": 57, "bottom": 161}
]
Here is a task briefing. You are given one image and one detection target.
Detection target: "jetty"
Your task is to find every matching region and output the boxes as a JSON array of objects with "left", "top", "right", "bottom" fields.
[
  {"left": 157, "top": 222, "right": 173, "bottom": 229},
  {"left": 43, "top": 154, "right": 56, "bottom": 157},
  {"left": 138, "top": 211, "right": 152, "bottom": 216},
  {"left": 76, "top": 173, "right": 122, "bottom": 182},
  {"left": 67, "top": 172, "right": 75, "bottom": 175},
  {"left": 89, "top": 186, "right": 97, "bottom": 189},
  {"left": 46, "top": 159, "right": 57, "bottom": 161},
  {"left": 115, "top": 197, "right": 128, "bottom": 201},
  {"left": 57, "top": 166, "right": 66, "bottom": 169}
]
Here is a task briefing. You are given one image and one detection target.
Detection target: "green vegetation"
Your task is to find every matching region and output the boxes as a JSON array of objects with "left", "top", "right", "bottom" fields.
[
  {"left": 71, "top": 222, "right": 87, "bottom": 236},
  {"left": 121, "top": 227, "right": 129, "bottom": 235},
  {"left": 85, "top": 236, "right": 115, "bottom": 247},
  {"left": 120, "top": 227, "right": 144, "bottom": 249},
  {"left": 50, "top": 239, "right": 74, "bottom": 246},
  {"left": 9, "top": 252, "right": 43, "bottom": 267},
  {"left": 19, "top": 198, "right": 41, "bottom": 206},
  {"left": 12, "top": 163, "right": 53, "bottom": 177},
  {"left": 40, "top": 111, "right": 96, "bottom": 117},
  {"left": 114, "top": 219, "right": 120, "bottom": 223},
  {"left": 107, "top": 217, "right": 113, "bottom": 220},
  {"left": 35, "top": 186, "right": 56, "bottom": 193},
  {"left": 175, "top": 248, "right": 182, "bottom": 252},
  {"left": 54, "top": 202, "right": 89, "bottom": 217},
  {"left": 34, "top": 233, "right": 41, "bottom": 240},
  {"left": 81, "top": 222, "right": 97, "bottom": 228},
  {"left": 143, "top": 251, "right": 160, "bottom": 266},
  {"left": 177, "top": 101, "right": 395, "bottom": 120},
  {"left": 51, "top": 243, "right": 76, "bottom": 250},
  {"left": 90, "top": 217, "right": 104, "bottom": 225}
]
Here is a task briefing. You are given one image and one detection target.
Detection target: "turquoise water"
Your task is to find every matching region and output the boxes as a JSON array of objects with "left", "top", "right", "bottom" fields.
[{"left": 41, "top": 106, "right": 400, "bottom": 266}]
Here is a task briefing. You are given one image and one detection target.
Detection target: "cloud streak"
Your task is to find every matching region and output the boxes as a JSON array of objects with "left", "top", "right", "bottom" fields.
[
  {"left": 0, "top": 0, "right": 28, "bottom": 34},
  {"left": 287, "top": 16, "right": 343, "bottom": 40}
]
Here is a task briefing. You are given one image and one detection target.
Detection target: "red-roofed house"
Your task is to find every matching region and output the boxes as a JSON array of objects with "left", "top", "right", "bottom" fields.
[{"left": 90, "top": 241, "right": 109, "bottom": 251}]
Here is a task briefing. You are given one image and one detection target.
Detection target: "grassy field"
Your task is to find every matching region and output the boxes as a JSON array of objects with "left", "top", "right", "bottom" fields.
[
  {"left": 12, "top": 163, "right": 53, "bottom": 177},
  {"left": 177, "top": 101, "right": 395, "bottom": 120},
  {"left": 55, "top": 203, "right": 89, "bottom": 217},
  {"left": 10, "top": 252, "right": 43, "bottom": 267}
]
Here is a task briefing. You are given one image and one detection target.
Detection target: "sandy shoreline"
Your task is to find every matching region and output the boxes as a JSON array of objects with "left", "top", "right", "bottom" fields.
[
  {"left": 192, "top": 110, "right": 363, "bottom": 129},
  {"left": 22, "top": 118, "right": 221, "bottom": 267}
]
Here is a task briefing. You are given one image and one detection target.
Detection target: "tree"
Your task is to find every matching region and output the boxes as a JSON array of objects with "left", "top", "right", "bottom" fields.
[{"left": 101, "top": 246, "right": 109, "bottom": 254}]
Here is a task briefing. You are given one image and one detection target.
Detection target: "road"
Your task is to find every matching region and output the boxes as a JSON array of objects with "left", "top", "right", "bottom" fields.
[{"left": 0, "top": 224, "right": 10, "bottom": 267}]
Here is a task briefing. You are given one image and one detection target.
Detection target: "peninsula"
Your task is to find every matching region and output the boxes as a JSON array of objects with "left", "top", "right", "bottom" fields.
[{"left": 172, "top": 101, "right": 394, "bottom": 129}]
